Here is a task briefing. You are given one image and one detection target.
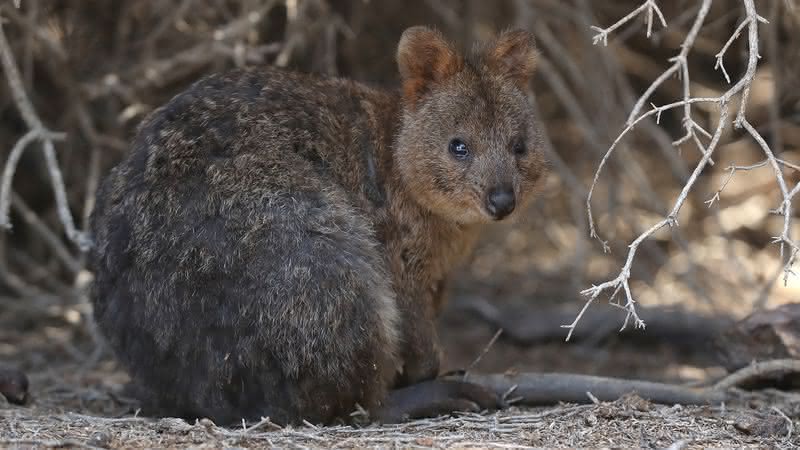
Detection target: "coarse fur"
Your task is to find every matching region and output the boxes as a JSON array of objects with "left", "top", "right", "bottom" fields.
[{"left": 90, "top": 26, "right": 546, "bottom": 425}]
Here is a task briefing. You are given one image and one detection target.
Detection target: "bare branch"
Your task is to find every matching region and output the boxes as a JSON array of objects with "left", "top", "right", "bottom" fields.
[
  {"left": 706, "top": 157, "right": 800, "bottom": 207},
  {"left": 570, "top": 0, "right": 772, "bottom": 340},
  {"left": 714, "top": 12, "right": 767, "bottom": 84},
  {"left": 0, "top": 19, "right": 90, "bottom": 250},
  {"left": 591, "top": 0, "right": 667, "bottom": 46},
  {"left": 740, "top": 119, "right": 800, "bottom": 283}
]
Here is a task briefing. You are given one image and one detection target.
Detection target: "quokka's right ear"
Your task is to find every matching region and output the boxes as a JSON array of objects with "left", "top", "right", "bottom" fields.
[{"left": 397, "top": 26, "right": 463, "bottom": 108}]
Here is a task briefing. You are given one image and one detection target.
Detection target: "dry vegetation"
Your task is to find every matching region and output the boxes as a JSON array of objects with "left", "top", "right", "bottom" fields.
[{"left": 1, "top": 0, "right": 800, "bottom": 448}]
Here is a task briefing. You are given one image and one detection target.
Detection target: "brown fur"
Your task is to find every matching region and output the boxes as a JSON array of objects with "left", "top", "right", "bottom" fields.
[
  {"left": 479, "top": 29, "right": 540, "bottom": 89},
  {"left": 90, "top": 26, "right": 546, "bottom": 425}
]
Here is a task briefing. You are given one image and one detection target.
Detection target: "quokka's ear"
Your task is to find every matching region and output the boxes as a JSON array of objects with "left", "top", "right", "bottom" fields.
[
  {"left": 481, "top": 29, "right": 538, "bottom": 89},
  {"left": 397, "top": 26, "right": 463, "bottom": 107}
]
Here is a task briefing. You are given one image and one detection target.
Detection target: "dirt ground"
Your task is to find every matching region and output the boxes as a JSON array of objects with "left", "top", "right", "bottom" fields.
[{"left": 2, "top": 292, "right": 799, "bottom": 449}]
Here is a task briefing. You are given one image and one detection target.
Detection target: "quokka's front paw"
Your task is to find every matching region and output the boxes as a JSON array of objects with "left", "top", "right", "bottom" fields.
[{"left": 395, "top": 339, "right": 442, "bottom": 387}]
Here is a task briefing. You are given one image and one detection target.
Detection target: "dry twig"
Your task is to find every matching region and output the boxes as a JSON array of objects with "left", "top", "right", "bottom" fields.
[
  {"left": 566, "top": 0, "right": 783, "bottom": 340},
  {"left": 459, "top": 372, "right": 726, "bottom": 406},
  {"left": 448, "top": 358, "right": 800, "bottom": 408},
  {"left": 713, "top": 358, "right": 800, "bottom": 390},
  {"left": 591, "top": 0, "right": 667, "bottom": 45},
  {"left": 0, "top": 18, "right": 90, "bottom": 250}
]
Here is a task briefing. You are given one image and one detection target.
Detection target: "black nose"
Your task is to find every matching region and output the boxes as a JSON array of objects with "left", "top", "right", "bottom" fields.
[{"left": 486, "top": 185, "right": 515, "bottom": 220}]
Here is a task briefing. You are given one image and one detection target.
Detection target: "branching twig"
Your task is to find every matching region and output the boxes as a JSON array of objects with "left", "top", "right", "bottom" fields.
[
  {"left": 714, "top": 11, "right": 768, "bottom": 83},
  {"left": 624, "top": 0, "right": 715, "bottom": 163},
  {"left": 569, "top": 0, "right": 773, "bottom": 340},
  {"left": 591, "top": 0, "right": 667, "bottom": 46},
  {"left": 0, "top": 19, "right": 90, "bottom": 250},
  {"left": 739, "top": 119, "right": 800, "bottom": 283},
  {"left": 705, "top": 158, "right": 800, "bottom": 207}
]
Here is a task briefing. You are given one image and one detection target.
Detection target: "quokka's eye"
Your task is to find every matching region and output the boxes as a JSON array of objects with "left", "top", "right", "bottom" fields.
[
  {"left": 448, "top": 138, "right": 469, "bottom": 160},
  {"left": 513, "top": 138, "right": 527, "bottom": 156}
]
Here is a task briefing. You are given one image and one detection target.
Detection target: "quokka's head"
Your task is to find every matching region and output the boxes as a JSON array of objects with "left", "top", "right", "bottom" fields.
[{"left": 395, "top": 26, "right": 547, "bottom": 224}]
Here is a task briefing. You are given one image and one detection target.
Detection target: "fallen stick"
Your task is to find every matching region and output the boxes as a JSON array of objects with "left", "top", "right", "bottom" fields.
[
  {"left": 713, "top": 359, "right": 800, "bottom": 390},
  {"left": 450, "top": 358, "right": 800, "bottom": 408},
  {"left": 457, "top": 373, "right": 726, "bottom": 406}
]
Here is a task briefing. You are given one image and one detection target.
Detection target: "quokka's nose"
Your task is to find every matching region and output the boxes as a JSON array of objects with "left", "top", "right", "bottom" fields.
[{"left": 485, "top": 185, "right": 515, "bottom": 220}]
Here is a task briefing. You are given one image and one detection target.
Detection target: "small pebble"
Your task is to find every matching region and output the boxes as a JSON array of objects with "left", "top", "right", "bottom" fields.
[
  {"left": 156, "top": 417, "right": 193, "bottom": 433},
  {"left": 87, "top": 431, "right": 112, "bottom": 448},
  {"left": 0, "top": 366, "right": 29, "bottom": 405},
  {"left": 733, "top": 413, "right": 789, "bottom": 437}
]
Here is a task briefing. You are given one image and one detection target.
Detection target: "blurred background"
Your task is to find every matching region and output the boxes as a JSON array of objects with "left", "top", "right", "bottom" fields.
[{"left": 1, "top": 0, "right": 799, "bottom": 411}]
